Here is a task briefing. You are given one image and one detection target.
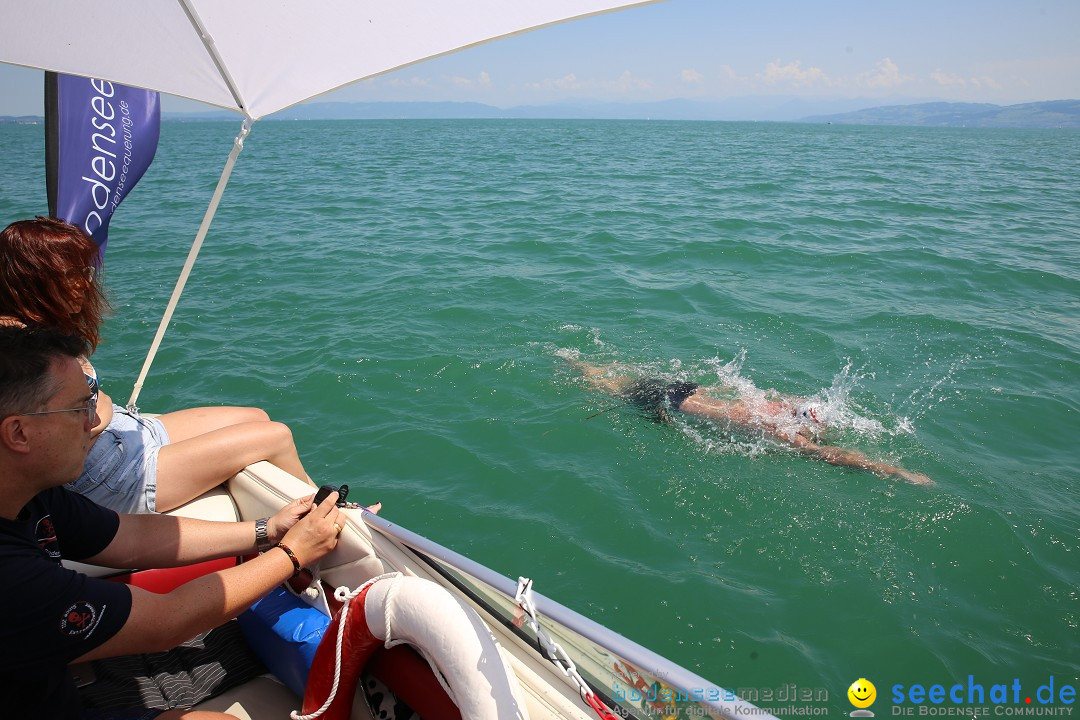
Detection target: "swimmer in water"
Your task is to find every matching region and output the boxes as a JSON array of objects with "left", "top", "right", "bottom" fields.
[{"left": 571, "top": 360, "right": 932, "bottom": 486}]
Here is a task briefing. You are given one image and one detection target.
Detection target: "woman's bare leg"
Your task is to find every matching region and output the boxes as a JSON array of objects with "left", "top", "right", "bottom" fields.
[
  {"left": 153, "top": 420, "right": 314, "bottom": 512},
  {"left": 568, "top": 360, "right": 636, "bottom": 395},
  {"left": 158, "top": 406, "right": 273, "bottom": 442}
]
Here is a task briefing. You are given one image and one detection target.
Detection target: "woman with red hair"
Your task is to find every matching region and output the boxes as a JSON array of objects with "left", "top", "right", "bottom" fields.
[{"left": 0, "top": 217, "right": 315, "bottom": 513}]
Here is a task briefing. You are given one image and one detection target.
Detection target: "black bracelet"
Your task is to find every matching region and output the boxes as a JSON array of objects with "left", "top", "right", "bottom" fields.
[{"left": 276, "top": 542, "right": 302, "bottom": 578}]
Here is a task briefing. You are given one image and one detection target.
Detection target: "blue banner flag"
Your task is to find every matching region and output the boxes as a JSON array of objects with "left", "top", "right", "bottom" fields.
[{"left": 45, "top": 72, "right": 160, "bottom": 255}]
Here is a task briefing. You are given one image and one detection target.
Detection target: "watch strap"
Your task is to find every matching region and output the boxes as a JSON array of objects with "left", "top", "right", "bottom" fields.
[{"left": 255, "top": 517, "right": 272, "bottom": 552}]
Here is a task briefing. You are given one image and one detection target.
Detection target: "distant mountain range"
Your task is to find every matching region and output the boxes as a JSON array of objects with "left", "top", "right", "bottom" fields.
[
  {"left": 3, "top": 99, "right": 1077, "bottom": 128},
  {"left": 180, "top": 98, "right": 1080, "bottom": 128},
  {"left": 800, "top": 100, "right": 1080, "bottom": 128},
  {"left": 0, "top": 115, "right": 43, "bottom": 125},
  {"left": 154, "top": 96, "right": 932, "bottom": 123}
]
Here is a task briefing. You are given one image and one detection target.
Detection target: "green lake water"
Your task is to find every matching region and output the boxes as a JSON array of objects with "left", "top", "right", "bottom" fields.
[{"left": 2, "top": 119, "right": 1077, "bottom": 712}]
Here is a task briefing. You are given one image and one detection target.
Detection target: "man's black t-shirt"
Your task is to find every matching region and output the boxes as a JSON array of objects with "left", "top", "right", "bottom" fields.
[{"left": 0, "top": 487, "right": 133, "bottom": 718}]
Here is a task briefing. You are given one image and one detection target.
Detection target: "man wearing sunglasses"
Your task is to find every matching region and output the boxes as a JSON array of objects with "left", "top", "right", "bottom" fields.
[{"left": 0, "top": 326, "right": 346, "bottom": 720}]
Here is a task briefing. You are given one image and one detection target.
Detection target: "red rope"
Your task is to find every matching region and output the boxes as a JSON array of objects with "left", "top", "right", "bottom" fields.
[{"left": 584, "top": 692, "right": 622, "bottom": 720}]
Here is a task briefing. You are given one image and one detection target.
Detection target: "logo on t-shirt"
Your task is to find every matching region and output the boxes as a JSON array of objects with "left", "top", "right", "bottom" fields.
[
  {"left": 60, "top": 601, "right": 100, "bottom": 637},
  {"left": 35, "top": 515, "right": 60, "bottom": 560}
]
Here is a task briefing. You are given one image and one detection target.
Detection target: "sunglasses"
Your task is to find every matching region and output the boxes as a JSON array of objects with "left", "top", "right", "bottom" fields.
[
  {"left": 19, "top": 376, "right": 99, "bottom": 423},
  {"left": 63, "top": 265, "right": 96, "bottom": 285}
]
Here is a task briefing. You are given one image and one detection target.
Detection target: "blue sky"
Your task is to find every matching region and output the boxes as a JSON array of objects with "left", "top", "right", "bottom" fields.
[{"left": 1, "top": 0, "right": 1077, "bottom": 115}]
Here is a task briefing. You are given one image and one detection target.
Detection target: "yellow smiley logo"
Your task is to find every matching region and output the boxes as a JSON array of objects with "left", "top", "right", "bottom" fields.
[{"left": 848, "top": 678, "right": 877, "bottom": 709}]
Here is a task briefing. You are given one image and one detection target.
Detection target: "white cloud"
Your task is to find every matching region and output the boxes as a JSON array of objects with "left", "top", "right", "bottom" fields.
[
  {"left": 451, "top": 71, "right": 493, "bottom": 89},
  {"left": 931, "top": 69, "right": 966, "bottom": 87},
  {"left": 526, "top": 70, "right": 652, "bottom": 96},
  {"left": 384, "top": 75, "right": 432, "bottom": 88},
  {"left": 681, "top": 68, "right": 704, "bottom": 84},
  {"left": 717, "top": 64, "right": 739, "bottom": 81},
  {"left": 527, "top": 73, "right": 583, "bottom": 91},
  {"left": 931, "top": 69, "right": 1000, "bottom": 91},
  {"left": 760, "top": 59, "right": 831, "bottom": 88},
  {"left": 857, "top": 57, "right": 912, "bottom": 88},
  {"left": 614, "top": 70, "right": 652, "bottom": 92}
]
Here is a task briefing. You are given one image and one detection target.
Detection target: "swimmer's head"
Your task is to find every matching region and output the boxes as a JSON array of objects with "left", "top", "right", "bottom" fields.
[{"left": 793, "top": 403, "right": 822, "bottom": 424}]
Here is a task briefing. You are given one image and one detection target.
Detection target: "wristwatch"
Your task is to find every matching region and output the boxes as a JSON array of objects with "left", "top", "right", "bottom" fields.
[{"left": 255, "top": 517, "right": 272, "bottom": 552}]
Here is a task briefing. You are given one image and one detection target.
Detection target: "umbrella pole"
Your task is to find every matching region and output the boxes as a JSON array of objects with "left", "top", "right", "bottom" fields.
[{"left": 126, "top": 118, "right": 252, "bottom": 411}]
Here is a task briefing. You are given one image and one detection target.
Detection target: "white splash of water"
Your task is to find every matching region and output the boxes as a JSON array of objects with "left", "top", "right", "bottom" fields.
[
  {"left": 553, "top": 346, "right": 581, "bottom": 362},
  {"left": 702, "top": 352, "right": 895, "bottom": 442},
  {"left": 816, "top": 361, "right": 890, "bottom": 437},
  {"left": 902, "top": 353, "right": 972, "bottom": 421}
]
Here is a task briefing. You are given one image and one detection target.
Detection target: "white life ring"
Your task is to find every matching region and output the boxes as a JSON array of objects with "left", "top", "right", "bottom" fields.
[{"left": 297, "top": 573, "right": 530, "bottom": 720}]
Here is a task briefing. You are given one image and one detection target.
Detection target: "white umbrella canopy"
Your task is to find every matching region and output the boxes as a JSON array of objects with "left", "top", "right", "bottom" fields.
[
  {"left": 3, "top": 0, "right": 662, "bottom": 407},
  {"left": 2, "top": 0, "right": 658, "bottom": 120}
]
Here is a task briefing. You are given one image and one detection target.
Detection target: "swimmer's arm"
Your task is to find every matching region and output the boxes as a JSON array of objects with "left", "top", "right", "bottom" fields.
[{"left": 787, "top": 434, "right": 932, "bottom": 485}]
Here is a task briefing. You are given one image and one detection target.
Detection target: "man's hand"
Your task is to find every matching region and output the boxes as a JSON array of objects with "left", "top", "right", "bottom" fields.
[
  {"left": 268, "top": 494, "right": 384, "bottom": 547},
  {"left": 267, "top": 494, "right": 315, "bottom": 544},
  {"left": 278, "top": 492, "right": 343, "bottom": 567}
]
